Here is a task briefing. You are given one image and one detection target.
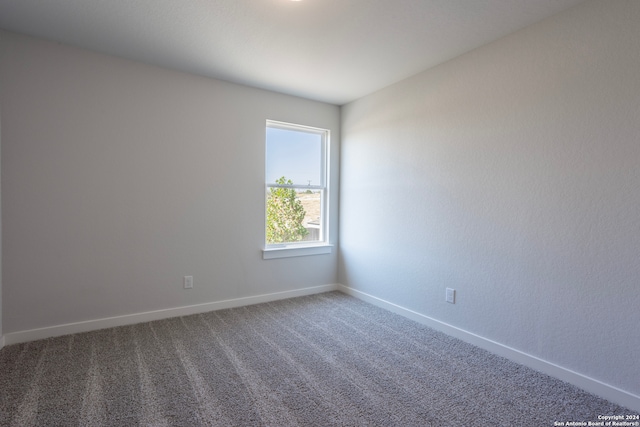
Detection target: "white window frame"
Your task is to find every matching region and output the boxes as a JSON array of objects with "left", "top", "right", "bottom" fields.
[{"left": 263, "top": 120, "right": 332, "bottom": 259}]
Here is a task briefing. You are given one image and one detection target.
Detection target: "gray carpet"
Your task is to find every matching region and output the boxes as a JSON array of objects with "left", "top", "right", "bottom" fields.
[{"left": 0, "top": 292, "right": 630, "bottom": 426}]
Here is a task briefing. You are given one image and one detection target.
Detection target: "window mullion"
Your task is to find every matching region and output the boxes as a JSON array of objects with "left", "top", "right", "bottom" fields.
[{"left": 268, "top": 184, "right": 324, "bottom": 190}]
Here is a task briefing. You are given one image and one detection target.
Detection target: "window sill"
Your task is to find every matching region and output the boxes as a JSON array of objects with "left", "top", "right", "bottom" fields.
[{"left": 263, "top": 244, "right": 333, "bottom": 260}]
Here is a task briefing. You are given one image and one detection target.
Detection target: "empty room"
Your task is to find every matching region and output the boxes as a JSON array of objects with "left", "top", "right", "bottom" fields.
[{"left": 0, "top": 0, "right": 639, "bottom": 425}]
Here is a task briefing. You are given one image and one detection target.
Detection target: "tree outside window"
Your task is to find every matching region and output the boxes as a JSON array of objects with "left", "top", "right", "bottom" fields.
[{"left": 266, "top": 177, "right": 308, "bottom": 244}]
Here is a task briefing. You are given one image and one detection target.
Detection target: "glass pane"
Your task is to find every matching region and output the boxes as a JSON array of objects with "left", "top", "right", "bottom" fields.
[
  {"left": 298, "top": 189, "right": 322, "bottom": 242},
  {"left": 266, "top": 187, "right": 322, "bottom": 244},
  {"left": 266, "top": 127, "right": 323, "bottom": 187}
]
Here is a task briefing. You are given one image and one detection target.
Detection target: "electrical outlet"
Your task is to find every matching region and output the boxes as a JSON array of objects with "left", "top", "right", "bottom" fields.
[
  {"left": 183, "top": 276, "right": 193, "bottom": 289},
  {"left": 446, "top": 288, "right": 455, "bottom": 304}
]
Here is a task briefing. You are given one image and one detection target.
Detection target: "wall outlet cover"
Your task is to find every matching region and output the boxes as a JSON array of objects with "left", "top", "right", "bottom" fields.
[
  {"left": 184, "top": 276, "right": 193, "bottom": 289},
  {"left": 446, "top": 288, "right": 455, "bottom": 304}
]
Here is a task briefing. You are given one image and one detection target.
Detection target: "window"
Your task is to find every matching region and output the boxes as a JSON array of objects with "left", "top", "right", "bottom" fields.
[{"left": 264, "top": 120, "right": 331, "bottom": 258}]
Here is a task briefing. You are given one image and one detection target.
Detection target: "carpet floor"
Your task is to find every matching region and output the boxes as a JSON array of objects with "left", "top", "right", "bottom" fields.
[{"left": 0, "top": 291, "right": 630, "bottom": 426}]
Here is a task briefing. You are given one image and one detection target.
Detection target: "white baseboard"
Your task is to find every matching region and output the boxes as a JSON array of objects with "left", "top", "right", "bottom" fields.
[
  {"left": 338, "top": 284, "right": 640, "bottom": 413},
  {"left": 4, "top": 284, "right": 338, "bottom": 346},
  {"left": 0, "top": 335, "right": 4, "bottom": 351}
]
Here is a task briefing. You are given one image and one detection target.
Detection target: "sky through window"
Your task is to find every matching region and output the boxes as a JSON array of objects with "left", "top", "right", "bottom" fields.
[{"left": 266, "top": 127, "right": 322, "bottom": 186}]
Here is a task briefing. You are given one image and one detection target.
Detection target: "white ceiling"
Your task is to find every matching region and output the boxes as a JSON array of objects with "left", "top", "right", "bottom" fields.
[{"left": 0, "top": 0, "right": 586, "bottom": 105}]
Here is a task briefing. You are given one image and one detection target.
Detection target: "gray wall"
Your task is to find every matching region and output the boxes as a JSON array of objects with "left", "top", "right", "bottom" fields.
[
  {"left": 340, "top": 0, "right": 640, "bottom": 398},
  {"left": 0, "top": 30, "right": 340, "bottom": 333},
  {"left": 0, "top": 91, "right": 3, "bottom": 346}
]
